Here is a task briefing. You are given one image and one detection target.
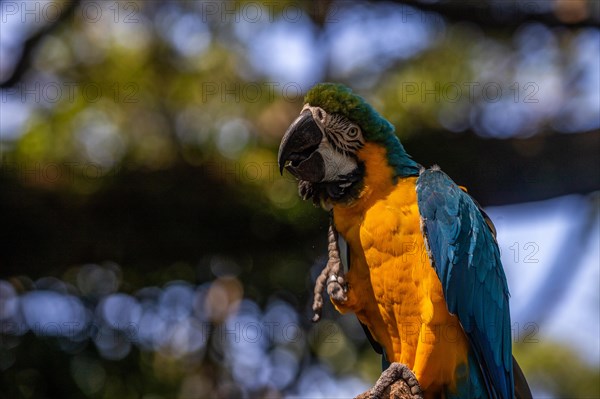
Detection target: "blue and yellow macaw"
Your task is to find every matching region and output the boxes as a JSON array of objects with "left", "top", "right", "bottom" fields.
[{"left": 278, "top": 83, "right": 531, "bottom": 399}]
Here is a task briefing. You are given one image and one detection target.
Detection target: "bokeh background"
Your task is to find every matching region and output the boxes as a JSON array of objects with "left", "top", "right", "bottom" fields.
[{"left": 1, "top": 0, "right": 599, "bottom": 398}]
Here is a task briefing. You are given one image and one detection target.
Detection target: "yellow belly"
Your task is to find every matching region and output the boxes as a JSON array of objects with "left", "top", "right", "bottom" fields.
[{"left": 331, "top": 144, "right": 470, "bottom": 392}]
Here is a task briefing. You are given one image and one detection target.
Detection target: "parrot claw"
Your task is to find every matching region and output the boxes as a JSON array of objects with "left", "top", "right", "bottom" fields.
[
  {"left": 326, "top": 274, "right": 348, "bottom": 303},
  {"left": 369, "top": 362, "right": 423, "bottom": 399},
  {"left": 298, "top": 180, "right": 315, "bottom": 202}
]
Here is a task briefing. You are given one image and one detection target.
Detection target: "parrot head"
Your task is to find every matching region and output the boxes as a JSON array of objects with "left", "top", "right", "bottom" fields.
[{"left": 278, "top": 83, "right": 419, "bottom": 207}]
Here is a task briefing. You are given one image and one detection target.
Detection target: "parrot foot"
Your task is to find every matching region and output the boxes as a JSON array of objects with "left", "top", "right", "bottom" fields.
[
  {"left": 369, "top": 362, "right": 422, "bottom": 399},
  {"left": 311, "top": 215, "right": 348, "bottom": 322}
]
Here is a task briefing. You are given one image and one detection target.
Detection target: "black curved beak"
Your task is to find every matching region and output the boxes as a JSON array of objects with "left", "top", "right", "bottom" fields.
[{"left": 278, "top": 111, "right": 325, "bottom": 182}]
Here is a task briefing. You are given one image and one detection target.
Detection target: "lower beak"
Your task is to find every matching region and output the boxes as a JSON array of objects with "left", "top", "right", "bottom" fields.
[{"left": 278, "top": 111, "right": 325, "bottom": 182}]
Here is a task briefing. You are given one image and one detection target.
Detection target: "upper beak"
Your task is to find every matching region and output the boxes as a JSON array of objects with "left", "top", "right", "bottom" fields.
[{"left": 278, "top": 111, "right": 325, "bottom": 182}]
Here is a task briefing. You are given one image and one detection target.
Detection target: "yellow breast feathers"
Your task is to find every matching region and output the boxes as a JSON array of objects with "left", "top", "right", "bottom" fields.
[{"left": 331, "top": 143, "right": 470, "bottom": 391}]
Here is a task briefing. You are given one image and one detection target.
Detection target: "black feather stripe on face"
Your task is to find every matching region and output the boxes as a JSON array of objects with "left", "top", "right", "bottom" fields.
[{"left": 324, "top": 114, "right": 364, "bottom": 157}]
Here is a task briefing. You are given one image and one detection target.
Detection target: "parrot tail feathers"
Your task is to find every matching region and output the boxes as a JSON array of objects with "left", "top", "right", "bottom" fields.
[{"left": 513, "top": 356, "right": 532, "bottom": 399}]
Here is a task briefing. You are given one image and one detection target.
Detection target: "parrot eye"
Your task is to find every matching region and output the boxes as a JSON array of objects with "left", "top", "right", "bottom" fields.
[{"left": 348, "top": 126, "right": 359, "bottom": 138}]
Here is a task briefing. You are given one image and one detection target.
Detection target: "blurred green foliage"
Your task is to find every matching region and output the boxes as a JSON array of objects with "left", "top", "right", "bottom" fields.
[{"left": 1, "top": 0, "right": 599, "bottom": 398}]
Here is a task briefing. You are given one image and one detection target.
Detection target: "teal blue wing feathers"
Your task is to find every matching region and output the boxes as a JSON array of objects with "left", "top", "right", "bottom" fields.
[{"left": 416, "top": 168, "right": 514, "bottom": 399}]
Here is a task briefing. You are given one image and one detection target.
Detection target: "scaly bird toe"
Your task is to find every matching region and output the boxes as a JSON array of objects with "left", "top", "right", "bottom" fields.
[
  {"left": 325, "top": 217, "right": 347, "bottom": 303},
  {"left": 298, "top": 180, "right": 313, "bottom": 201},
  {"left": 311, "top": 214, "right": 349, "bottom": 321},
  {"left": 326, "top": 273, "right": 347, "bottom": 303}
]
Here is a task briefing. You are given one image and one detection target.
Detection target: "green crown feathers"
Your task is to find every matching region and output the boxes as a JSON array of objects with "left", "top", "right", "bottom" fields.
[
  {"left": 304, "top": 83, "right": 419, "bottom": 177},
  {"left": 304, "top": 83, "right": 395, "bottom": 143}
]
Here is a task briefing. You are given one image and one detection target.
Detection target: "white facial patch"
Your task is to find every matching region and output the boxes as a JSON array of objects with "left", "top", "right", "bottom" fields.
[{"left": 318, "top": 137, "right": 359, "bottom": 181}]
